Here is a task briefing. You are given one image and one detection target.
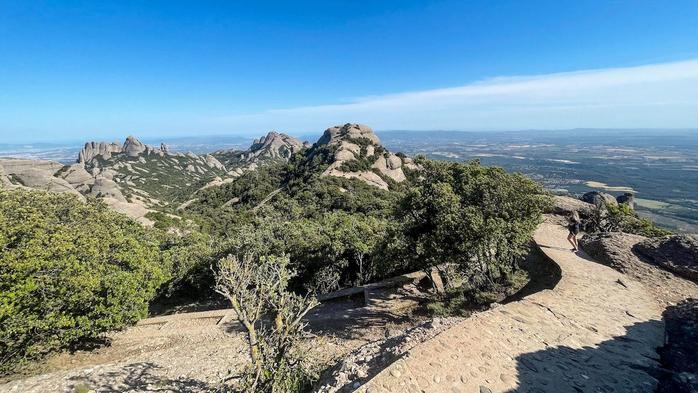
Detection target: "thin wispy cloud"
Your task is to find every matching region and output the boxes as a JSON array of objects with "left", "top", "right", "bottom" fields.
[{"left": 211, "top": 59, "right": 698, "bottom": 133}]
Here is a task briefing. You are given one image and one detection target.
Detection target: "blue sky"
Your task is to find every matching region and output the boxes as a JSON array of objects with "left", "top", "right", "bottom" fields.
[{"left": 1, "top": 1, "right": 698, "bottom": 143}]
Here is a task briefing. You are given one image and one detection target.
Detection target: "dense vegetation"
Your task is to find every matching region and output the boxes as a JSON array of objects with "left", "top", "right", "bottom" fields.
[
  {"left": 0, "top": 189, "right": 168, "bottom": 373},
  {"left": 390, "top": 158, "right": 549, "bottom": 287},
  {"left": 0, "top": 146, "right": 552, "bottom": 383},
  {"left": 589, "top": 202, "right": 672, "bottom": 238},
  {"left": 608, "top": 203, "right": 672, "bottom": 237}
]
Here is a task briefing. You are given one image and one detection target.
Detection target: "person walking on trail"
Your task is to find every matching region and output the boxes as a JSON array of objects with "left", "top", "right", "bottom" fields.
[{"left": 567, "top": 212, "right": 581, "bottom": 251}]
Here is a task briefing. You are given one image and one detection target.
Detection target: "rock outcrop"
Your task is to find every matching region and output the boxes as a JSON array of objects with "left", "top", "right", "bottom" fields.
[
  {"left": 318, "top": 123, "right": 415, "bottom": 190},
  {"left": 123, "top": 135, "right": 147, "bottom": 157},
  {"left": 634, "top": 235, "right": 698, "bottom": 282},
  {"left": 0, "top": 158, "right": 84, "bottom": 199},
  {"left": 248, "top": 131, "right": 304, "bottom": 160},
  {"left": 582, "top": 191, "right": 618, "bottom": 208},
  {"left": 3, "top": 136, "right": 227, "bottom": 225},
  {"left": 78, "top": 141, "right": 122, "bottom": 163},
  {"left": 659, "top": 300, "right": 698, "bottom": 393},
  {"left": 551, "top": 195, "right": 595, "bottom": 219},
  {"left": 214, "top": 131, "right": 304, "bottom": 171},
  {"left": 579, "top": 232, "right": 648, "bottom": 274}
]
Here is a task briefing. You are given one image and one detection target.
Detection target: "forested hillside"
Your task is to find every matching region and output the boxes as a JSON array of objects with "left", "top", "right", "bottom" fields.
[{"left": 0, "top": 124, "right": 550, "bottom": 386}]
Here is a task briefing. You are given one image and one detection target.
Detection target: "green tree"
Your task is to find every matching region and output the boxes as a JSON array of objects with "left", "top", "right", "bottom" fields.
[
  {"left": 0, "top": 189, "right": 167, "bottom": 373},
  {"left": 395, "top": 158, "right": 550, "bottom": 289}
]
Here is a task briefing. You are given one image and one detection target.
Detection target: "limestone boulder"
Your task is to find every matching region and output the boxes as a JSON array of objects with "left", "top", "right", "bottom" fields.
[{"left": 60, "top": 163, "right": 94, "bottom": 186}]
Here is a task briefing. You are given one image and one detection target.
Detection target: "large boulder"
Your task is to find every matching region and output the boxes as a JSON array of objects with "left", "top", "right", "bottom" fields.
[
  {"left": 89, "top": 177, "right": 126, "bottom": 202},
  {"left": 59, "top": 163, "right": 94, "bottom": 186},
  {"left": 579, "top": 232, "right": 648, "bottom": 274},
  {"left": 581, "top": 191, "right": 618, "bottom": 208},
  {"left": 551, "top": 195, "right": 595, "bottom": 218},
  {"left": 123, "top": 135, "right": 147, "bottom": 157},
  {"left": 634, "top": 235, "right": 698, "bottom": 282}
]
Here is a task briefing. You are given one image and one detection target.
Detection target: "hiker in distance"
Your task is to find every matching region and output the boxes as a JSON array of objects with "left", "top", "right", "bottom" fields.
[{"left": 567, "top": 212, "right": 581, "bottom": 251}]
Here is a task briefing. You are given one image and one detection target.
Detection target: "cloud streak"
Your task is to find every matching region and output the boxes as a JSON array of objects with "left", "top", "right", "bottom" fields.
[{"left": 211, "top": 59, "right": 698, "bottom": 133}]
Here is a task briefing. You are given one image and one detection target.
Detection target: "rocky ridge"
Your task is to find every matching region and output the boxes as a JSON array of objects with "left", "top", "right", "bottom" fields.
[
  {"left": 1, "top": 136, "right": 229, "bottom": 225},
  {"left": 213, "top": 131, "right": 304, "bottom": 172}
]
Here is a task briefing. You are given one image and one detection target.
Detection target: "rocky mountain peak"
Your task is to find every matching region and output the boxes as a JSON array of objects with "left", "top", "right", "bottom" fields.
[
  {"left": 78, "top": 141, "right": 122, "bottom": 163},
  {"left": 246, "top": 131, "right": 304, "bottom": 160},
  {"left": 123, "top": 135, "right": 147, "bottom": 157},
  {"left": 316, "top": 123, "right": 416, "bottom": 190},
  {"left": 317, "top": 123, "right": 381, "bottom": 146}
]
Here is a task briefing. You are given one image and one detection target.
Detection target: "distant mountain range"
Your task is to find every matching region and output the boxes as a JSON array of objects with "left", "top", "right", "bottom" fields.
[{"left": 0, "top": 124, "right": 416, "bottom": 225}]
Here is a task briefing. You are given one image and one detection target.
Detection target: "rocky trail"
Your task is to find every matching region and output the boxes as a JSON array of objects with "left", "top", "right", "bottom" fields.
[{"left": 357, "top": 221, "right": 668, "bottom": 393}]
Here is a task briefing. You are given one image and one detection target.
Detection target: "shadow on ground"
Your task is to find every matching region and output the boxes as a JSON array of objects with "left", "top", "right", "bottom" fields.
[
  {"left": 68, "top": 362, "right": 212, "bottom": 393},
  {"left": 501, "top": 320, "right": 663, "bottom": 393},
  {"left": 504, "top": 244, "right": 562, "bottom": 303}
]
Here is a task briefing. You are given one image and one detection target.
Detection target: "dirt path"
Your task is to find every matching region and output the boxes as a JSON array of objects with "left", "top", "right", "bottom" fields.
[
  {"left": 356, "top": 221, "right": 665, "bottom": 393},
  {"left": 0, "top": 288, "right": 426, "bottom": 392}
]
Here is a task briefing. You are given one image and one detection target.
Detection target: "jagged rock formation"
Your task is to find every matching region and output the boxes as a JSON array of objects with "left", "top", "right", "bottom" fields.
[
  {"left": 317, "top": 123, "right": 416, "bottom": 190},
  {"left": 2, "top": 136, "right": 228, "bottom": 225},
  {"left": 213, "top": 131, "right": 304, "bottom": 173},
  {"left": 249, "top": 131, "right": 304, "bottom": 160},
  {"left": 78, "top": 141, "right": 122, "bottom": 163},
  {"left": 77, "top": 136, "right": 226, "bottom": 207}
]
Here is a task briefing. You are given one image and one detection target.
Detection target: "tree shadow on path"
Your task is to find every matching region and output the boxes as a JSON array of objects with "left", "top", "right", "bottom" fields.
[
  {"left": 500, "top": 320, "right": 664, "bottom": 393},
  {"left": 68, "top": 362, "right": 213, "bottom": 393}
]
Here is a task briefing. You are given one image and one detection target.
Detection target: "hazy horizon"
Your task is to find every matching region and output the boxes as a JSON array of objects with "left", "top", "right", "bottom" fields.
[{"left": 2, "top": 127, "right": 698, "bottom": 147}]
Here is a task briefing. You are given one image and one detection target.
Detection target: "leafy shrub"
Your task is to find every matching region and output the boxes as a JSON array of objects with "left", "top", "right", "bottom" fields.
[
  {"left": 0, "top": 189, "right": 167, "bottom": 373},
  {"left": 603, "top": 203, "right": 671, "bottom": 237}
]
